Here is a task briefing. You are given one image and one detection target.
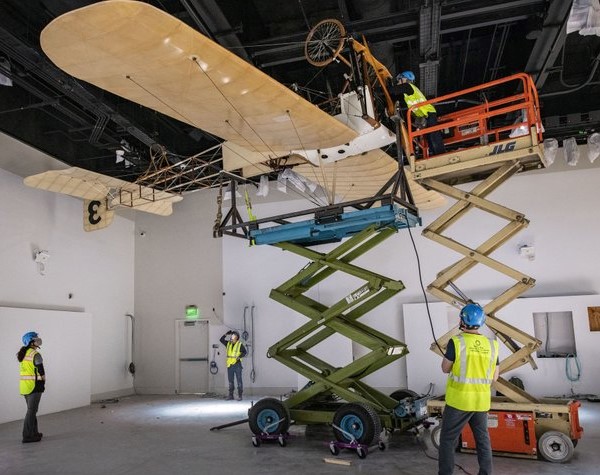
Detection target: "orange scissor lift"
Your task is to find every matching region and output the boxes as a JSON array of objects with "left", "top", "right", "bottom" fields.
[{"left": 403, "top": 73, "right": 583, "bottom": 463}]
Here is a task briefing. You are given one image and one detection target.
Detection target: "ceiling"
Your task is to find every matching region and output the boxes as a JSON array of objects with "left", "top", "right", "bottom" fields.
[{"left": 0, "top": 0, "right": 598, "bottom": 187}]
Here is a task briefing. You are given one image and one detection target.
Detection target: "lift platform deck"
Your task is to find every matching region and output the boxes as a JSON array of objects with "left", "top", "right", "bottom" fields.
[
  {"left": 250, "top": 203, "right": 420, "bottom": 246},
  {"left": 405, "top": 73, "right": 546, "bottom": 186}
]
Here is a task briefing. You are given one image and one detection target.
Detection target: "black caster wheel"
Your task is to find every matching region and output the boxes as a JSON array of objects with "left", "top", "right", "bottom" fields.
[{"left": 329, "top": 442, "right": 340, "bottom": 455}]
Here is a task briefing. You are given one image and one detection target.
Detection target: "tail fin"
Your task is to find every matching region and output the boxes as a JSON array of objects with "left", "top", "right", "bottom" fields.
[{"left": 83, "top": 199, "right": 114, "bottom": 231}]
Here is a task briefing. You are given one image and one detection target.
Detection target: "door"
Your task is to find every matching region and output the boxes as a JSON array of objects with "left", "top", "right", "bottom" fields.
[{"left": 175, "top": 319, "right": 209, "bottom": 394}]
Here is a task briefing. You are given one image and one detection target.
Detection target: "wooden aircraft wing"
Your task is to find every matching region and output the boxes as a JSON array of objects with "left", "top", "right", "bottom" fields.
[
  {"left": 40, "top": 0, "right": 357, "bottom": 167},
  {"left": 293, "top": 150, "right": 447, "bottom": 210},
  {"left": 24, "top": 167, "right": 182, "bottom": 217}
]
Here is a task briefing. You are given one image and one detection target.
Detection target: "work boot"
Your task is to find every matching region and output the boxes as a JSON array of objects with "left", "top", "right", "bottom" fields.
[
  {"left": 237, "top": 391, "right": 243, "bottom": 401},
  {"left": 226, "top": 393, "right": 234, "bottom": 400},
  {"left": 22, "top": 435, "right": 42, "bottom": 443}
]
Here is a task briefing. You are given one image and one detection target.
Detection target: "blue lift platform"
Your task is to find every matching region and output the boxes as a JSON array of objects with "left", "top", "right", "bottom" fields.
[{"left": 249, "top": 203, "right": 421, "bottom": 246}]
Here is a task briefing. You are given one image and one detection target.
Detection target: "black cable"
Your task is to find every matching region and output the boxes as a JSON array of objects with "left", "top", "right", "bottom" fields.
[
  {"left": 242, "top": 306, "right": 249, "bottom": 341},
  {"left": 403, "top": 218, "right": 484, "bottom": 475},
  {"left": 250, "top": 305, "right": 256, "bottom": 383},
  {"left": 414, "top": 428, "right": 475, "bottom": 475},
  {"left": 544, "top": 312, "right": 550, "bottom": 356},
  {"left": 209, "top": 347, "right": 219, "bottom": 375},
  {"left": 403, "top": 217, "right": 445, "bottom": 355}
]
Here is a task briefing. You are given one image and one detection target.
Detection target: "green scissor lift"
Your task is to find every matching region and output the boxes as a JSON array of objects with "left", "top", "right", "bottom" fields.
[{"left": 244, "top": 203, "right": 431, "bottom": 455}]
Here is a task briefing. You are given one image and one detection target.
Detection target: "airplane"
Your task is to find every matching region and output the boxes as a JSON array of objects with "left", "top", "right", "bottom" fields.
[{"left": 25, "top": 0, "right": 445, "bottom": 231}]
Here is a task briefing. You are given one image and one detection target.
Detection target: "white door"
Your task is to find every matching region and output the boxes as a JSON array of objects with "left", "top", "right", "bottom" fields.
[{"left": 176, "top": 320, "right": 209, "bottom": 394}]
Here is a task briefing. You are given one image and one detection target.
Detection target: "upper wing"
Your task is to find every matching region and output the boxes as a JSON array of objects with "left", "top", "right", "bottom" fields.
[
  {"left": 293, "top": 150, "right": 446, "bottom": 210},
  {"left": 24, "top": 167, "right": 182, "bottom": 216},
  {"left": 40, "top": 0, "right": 357, "bottom": 167}
]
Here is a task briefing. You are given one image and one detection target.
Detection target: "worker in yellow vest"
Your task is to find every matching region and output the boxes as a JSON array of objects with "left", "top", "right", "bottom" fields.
[
  {"left": 220, "top": 330, "right": 247, "bottom": 400},
  {"left": 393, "top": 70, "right": 446, "bottom": 156},
  {"left": 439, "top": 303, "right": 499, "bottom": 475},
  {"left": 17, "top": 331, "right": 46, "bottom": 443}
]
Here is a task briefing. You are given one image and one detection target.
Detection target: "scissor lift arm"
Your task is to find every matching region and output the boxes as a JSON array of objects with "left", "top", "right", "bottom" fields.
[{"left": 411, "top": 74, "right": 583, "bottom": 461}]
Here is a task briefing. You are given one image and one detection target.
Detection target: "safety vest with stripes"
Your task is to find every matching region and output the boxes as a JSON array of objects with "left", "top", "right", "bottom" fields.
[
  {"left": 20, "top": 348, "right": 41, "bottom": 395},
  {"left": 445, "top": 333, "right": 498, "bottom": 412},
  {"left": 226, "top": 341, "right": 242, "bottom": 368},
  {"left": 404, "top": 83, "right": 437, "bottom": 118}
]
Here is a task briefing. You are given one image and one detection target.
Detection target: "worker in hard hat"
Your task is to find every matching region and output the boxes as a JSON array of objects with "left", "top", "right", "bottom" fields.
[
  {"left": 17, "top": 331, "right": 46, "bottom": 443},
  {"left": 220, "top": 330, "right": 247, "bottom": 400},
  {"left": 438, "top": 303, "right": 499, "bottom": 475},
  {"left": 393, "top": 70, "right": 446, "bottom": 156}
]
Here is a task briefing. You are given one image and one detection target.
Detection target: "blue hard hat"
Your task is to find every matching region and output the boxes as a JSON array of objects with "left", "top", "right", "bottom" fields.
[
  {"left": 460, "top": 304, "right": 486, "bottom": 328},
  {"left": 22, "top": 331, "right": 39, "bottom": 346},
  {"left": 397, "top": 71, "right": 415, "bottom": 82}
]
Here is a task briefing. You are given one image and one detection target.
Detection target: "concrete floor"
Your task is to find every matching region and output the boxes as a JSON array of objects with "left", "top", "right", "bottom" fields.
[{"left": 0, "top": 395, "right": 599, "bottom": 475}]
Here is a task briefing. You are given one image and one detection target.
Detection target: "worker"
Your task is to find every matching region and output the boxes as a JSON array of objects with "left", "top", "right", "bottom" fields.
[
  {"left": 438, "top": 303, "right": 499, "bottom": 475},
  {"left": 220, "top": 330, "right": 247, "bottom": 400},
  {"left": 17, "top": 331, "right": 46, "bottom": 443},
  {"left": 392, "top": 70, "right": 446, "bottom": 156}
]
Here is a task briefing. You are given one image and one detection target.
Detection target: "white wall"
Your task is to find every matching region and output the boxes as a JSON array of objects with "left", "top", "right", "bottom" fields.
[
  {"left": 404, "top": 296, "right": 600, "bottom": 398},
  {"left": 0, "top": 166, "right": 135, "bottom": 401},
  {"left": 0, "top": 307, "right": 91, "bottom": 424},
  {"left": 133, "top": 188, "right": 224, "bottom": 394}
]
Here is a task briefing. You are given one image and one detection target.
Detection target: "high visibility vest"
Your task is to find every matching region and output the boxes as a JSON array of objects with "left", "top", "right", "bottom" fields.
[
  {"left": 20, "top": 348, "right": 41, "bottom": 395},
  {"left": 445, "top": 333, "right": 498, "bottom": 412},
  {"left": 226, "top": 341, "right": 242, "bottom": 368},
  {"left": 404, "top": 83, "right": 436, "bottom": 118}
]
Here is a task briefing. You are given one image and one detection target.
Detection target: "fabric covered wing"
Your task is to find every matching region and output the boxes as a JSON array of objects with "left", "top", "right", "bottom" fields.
[
  {"left": 293, "top": 150, "right": 446, "bottom": 209},
  {"left": 40, "top": 0, "right": 357, "bottom": 167},
  {"left": 24, "top": 167, "right": 182, "bottom": 216}
]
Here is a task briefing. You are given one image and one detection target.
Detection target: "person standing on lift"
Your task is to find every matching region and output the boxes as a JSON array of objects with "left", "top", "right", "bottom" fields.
[{"left": 391, "top": 70, "right": 446, "bottom": 156}]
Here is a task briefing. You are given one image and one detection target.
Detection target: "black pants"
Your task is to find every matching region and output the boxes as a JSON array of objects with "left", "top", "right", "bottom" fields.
[
  {"left": 23, "top": 392, "right": 42, "bottom": 439},
  {"left": 426, "top": 113, "right": 446, "bottom": 156},
  {"left": 227, "top": 362, "right": 243, "bottom": 396},
  {"left": 438, "top": 405, "right": 492, "bottom": 475}
]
